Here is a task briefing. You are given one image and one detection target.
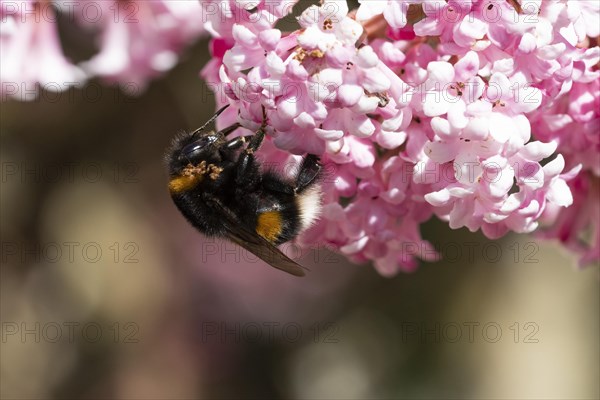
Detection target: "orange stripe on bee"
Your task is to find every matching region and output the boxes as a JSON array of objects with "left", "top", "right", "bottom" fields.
[
  {"left": 256, "top": 211, "right": 282, "bottom": 243},
  {"left": 168, "top": 174, "right": 203, "bottom": 194}
]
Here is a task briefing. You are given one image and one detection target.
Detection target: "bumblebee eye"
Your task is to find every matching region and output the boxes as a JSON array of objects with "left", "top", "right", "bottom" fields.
[{"left": 181, "top": 135, "right": 217, "bottom": 160}]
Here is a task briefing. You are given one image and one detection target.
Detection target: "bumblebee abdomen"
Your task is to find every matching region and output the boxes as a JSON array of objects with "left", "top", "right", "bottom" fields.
[
  {"left": 256, "top": 211, "right": 283, "bottom": 243},
  {"left": 254, "top": 196, "right": 301, "bottom": 245},
  {"left": 295, "top": 184, "right": 322, "bottom": 231}
]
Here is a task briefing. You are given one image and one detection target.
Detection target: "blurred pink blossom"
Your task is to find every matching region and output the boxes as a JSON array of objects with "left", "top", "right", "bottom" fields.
[
  {"left": 1, "top": 0, "right": 84, "bottom": 99},
  {"left": 77, "top": 0, "right": 206, "bottom": 88},
  {"left": 1, "top": 0, "right": 207, "bottom": 98}
]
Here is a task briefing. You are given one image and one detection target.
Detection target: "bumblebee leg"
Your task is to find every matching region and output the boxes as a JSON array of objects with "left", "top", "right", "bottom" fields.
[
  {"left": 246, "top": 106, "right": 267, "bottom": 153},
  {"left": 218, "top": 122, "right": 242, "bottom": 138},
  {"left": 235, "top": 106, "right": 269, "bottom": 188},
  {"left": 234, "top": 134, "right": 262, "bottom": 190},
  {"left": 246, "top": 126, "right": 265, "bottom": 153},
  {"left": 295, "top": 154, "right": 321, "bottom": 193},
  {"left": 225, "top": 136, "right": 245, "bottom": 150},
  {"left": 232, "top": 109, "right": 268, "bottom": 188},
  {"left": 260, "top": 155, "right": 321, "bottom": 195},
  {"left": 220, "top": 124, "right": 249, "bottom": 151}
]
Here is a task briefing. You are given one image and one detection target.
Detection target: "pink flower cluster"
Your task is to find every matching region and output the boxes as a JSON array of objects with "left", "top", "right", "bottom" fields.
[
  {"left": 1, "top": 0, "right": 206, "bottom": 98},
  {"left": 204, "top": 0, "right": 599, "bottom": 273},
  {"left": 3, "top": 0, "right": 597, "bottom": 272}
]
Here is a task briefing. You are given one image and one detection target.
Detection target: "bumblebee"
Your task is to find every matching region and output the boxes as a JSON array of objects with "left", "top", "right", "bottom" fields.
[{"left": 166, "top": 105, "right": 322, "bottom": 276}]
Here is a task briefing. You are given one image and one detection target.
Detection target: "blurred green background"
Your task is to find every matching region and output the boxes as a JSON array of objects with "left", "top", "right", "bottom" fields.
[{"left": 1, "top": 34, "right": 599, "bottom": 399}]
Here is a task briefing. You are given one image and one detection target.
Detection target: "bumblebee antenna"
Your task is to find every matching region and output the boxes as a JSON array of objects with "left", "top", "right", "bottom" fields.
[{"left": 191, "top": 104, "right": 231, "bottom": 138}]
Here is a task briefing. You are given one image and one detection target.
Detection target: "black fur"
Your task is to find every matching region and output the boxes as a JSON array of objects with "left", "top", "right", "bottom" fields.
[{"left": 166, "top": 107, "right": 322, "bottom": 247}]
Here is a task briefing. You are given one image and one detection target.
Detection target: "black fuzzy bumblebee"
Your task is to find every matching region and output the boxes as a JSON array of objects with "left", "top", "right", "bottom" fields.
[{"left": 166, "top": 105, "right": 322, "bottom": 276}]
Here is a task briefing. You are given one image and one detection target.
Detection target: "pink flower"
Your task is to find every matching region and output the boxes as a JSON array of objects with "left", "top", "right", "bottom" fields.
[
  {"left": 218, "top": 1, "right": 412, "bottom": 156},
  {"left": 415, "top": 0, "right": 476, "bottom": 43},
  {"left": 411, "top": 51, "right": 485, "bottom": 125},
  {"left": 1, "top": 0, "right": 209, "bottom": 94},
  {"left": 356, "top": 0, "right": 424, "bottom": 30},
  {"left": 538, "top": 173, "right": 600, "bottom": 267},
  {"left": 1, "top": 0, "right": 84, "bottom": 100},
  {"left": 203, "top": 0, "right": 298, "bottom": 39},
  {"left": 198, "top": 0, "right": 599, "bottom": 273},
  {"left": 403, "top": 53, "right": 569, "bottom": 238},
  {"left": 300, "top": 155, "right": 437, "bottom": 276},
  {"left": 77, "top": 0, "right": 206, "bottom": 89},
  {"left": 525, "top": 32, "right": 599, "bottom": 266}
]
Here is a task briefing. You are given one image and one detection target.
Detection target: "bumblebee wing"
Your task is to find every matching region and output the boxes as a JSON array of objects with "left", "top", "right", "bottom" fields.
[
  {"left": 226, "top": 226, "right": 307, "bottom": 277},
  {"left": 205, "top": 195, "right": 307, "bottom": 277}
]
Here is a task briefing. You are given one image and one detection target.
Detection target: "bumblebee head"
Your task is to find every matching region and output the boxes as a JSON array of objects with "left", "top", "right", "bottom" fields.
[
  {"left": 166, "top": 105, "right": 233, "bottom": 195},
  {"left": 166, "top": 105, "right": 232, "bottom": 177},
  {"left": 166, "top": 130, "right": 224, "bottom": 176},
  {"left": 180, "top": 131, "right": 221, "bottom": 161},
  {"left": 165, "top": 129, "right": 227, "bottom": 195}
]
